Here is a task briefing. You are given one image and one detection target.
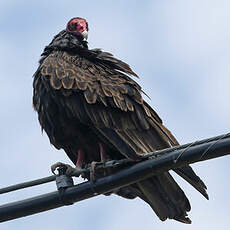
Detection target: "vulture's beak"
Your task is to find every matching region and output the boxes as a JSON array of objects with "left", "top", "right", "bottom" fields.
[{"left": 82, "top": 30, "right": 88, "bottom": 40}]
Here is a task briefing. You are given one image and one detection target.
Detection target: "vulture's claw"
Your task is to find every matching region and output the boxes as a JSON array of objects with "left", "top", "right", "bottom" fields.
[{"left": 51, "top": 162, "right": 75, "bottom": 175}]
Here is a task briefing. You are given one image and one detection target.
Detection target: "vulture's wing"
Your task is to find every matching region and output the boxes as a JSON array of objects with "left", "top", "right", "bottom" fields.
[{"left": 39, "top": 50, "right": 208, "bottom": 200}]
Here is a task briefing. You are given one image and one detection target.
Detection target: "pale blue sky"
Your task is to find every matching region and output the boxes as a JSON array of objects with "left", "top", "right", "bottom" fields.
[{"left": 0, "top": 1, "right": 230, "bottom": 229}]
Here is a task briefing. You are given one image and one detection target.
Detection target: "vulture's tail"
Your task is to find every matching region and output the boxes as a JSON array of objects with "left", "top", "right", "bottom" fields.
[
  {"left": 136, "top": 173, "right": 191, "bottom": 223},
  {"left": 115, "top": 169, "right": 207, "bottom": 224}
]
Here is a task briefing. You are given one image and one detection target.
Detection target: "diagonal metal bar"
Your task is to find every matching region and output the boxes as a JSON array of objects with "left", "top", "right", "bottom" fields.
[{"left": 0, "top": 133, "right": 229, "bottom": 223}]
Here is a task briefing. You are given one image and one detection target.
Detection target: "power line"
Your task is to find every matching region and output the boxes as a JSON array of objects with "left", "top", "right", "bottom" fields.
[
  {"left": 1, "top": 132, "right": 229, "bottom": 195},
  {"left": 0, "top": 133, "right": 229, "bottom": 223}
]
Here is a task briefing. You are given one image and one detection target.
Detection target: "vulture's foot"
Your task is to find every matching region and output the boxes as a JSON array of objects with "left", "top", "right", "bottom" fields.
[
  {"left": 51, "top": 162, "right": 76, "bottom": 175},
  {"left": 89, "top": 143, "right": 108, "bottom": 181}
]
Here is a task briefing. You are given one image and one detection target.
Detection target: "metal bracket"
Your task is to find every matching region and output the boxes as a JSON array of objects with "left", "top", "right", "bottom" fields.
[{"left": 55, "top": 166, "right": 74, "bottom": 205}]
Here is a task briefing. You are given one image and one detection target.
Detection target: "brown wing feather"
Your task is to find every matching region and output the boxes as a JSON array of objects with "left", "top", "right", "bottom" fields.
[{"left": 40, "top": 52, "right": 142, "bottom": 120}]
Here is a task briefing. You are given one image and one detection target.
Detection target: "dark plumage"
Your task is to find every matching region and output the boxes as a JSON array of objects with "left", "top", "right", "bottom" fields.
[{"left": 33, "top": 17, "right": 208, "bottom": 223}]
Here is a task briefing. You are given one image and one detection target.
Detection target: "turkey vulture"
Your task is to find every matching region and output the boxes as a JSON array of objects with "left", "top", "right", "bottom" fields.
[{"left": 33, "top": 17, "right": 208, "bottom": 224}]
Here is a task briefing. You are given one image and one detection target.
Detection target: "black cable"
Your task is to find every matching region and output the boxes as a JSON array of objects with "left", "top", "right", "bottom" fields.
[
  {"left": 0, "top": 132, "right": 229, "bottom": 195},
  {"left": 0, "top": 133, "right": 229, "bottom": 223}
]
